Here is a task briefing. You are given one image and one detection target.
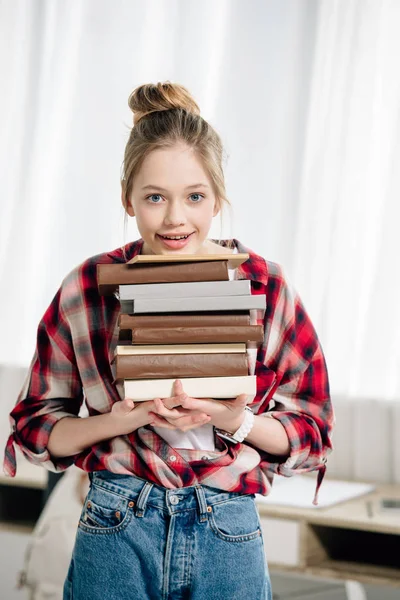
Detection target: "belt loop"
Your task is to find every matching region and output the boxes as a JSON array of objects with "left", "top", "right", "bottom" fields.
[
  {"left": 135, "top": 482, "right": 154, "bottom": 518},
  {"left": 194, "top": 486, "right": 208, "bottom": 523}
]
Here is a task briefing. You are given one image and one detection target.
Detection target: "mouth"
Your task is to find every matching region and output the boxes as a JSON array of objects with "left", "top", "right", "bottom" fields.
[
  {"left": 156, "top": 232, "right": 195, "bottom": 249},
  {"left": 157, "top": 232, "right": 195, "bottom": 241}
]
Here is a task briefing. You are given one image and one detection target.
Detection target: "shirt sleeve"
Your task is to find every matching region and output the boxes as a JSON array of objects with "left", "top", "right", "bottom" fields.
[
  {"left": 255, "top": 265, "right": 334, "bottom": 501},
  {"left": 3, "top": 285, "right": 84, "bottom": 477}
]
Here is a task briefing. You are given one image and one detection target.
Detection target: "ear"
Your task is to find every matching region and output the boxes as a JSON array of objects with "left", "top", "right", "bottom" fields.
[
  {"left": 213, "top": 198, "right": 221, "bottom": 218},
  {"left": 121, "top": 183, "right": 135, "bottom": 217}
]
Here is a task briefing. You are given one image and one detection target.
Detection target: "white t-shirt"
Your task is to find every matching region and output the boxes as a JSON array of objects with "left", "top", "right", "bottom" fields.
[{"left": 153, "top": 245, "right": 253, "bottom": 451}]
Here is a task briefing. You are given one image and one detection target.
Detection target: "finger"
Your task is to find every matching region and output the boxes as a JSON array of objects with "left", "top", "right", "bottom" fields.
[
  {"left": 235, "top": 393, "right": 250, "bottom": 406},
  {"left": 179, "top": 395, "right": 215, "bottom": 411},
  {"left": 153, "top": 397, "right": 183, "bottom": 418},
  {"left": 162, "top": 383, "right": 188, "bottom": 409},
  {"left": 148, "top": 413, "right": 178, "bottom": 429},
  {"left": 162, "top": 396, "right": 184, "bottom": 410},
  {"left": 119, "top": 398, "right": 135, "bottom": 413},
  {"left": 225, "top": 394, "right": 249, "bottom": 410},
  {"left": 173, "top": 379, "right": 184, "bottom": 394},
  {"left": 173, "top": 413, "right": 211, "bottom": 430}
]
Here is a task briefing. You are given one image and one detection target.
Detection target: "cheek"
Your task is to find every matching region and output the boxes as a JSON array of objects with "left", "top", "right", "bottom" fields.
[
  {"left": 199, "top": 210, "right": 214, "bottom": 229},
  {"left": 136, "top": 206, "right": 162, "bottom": 229}
]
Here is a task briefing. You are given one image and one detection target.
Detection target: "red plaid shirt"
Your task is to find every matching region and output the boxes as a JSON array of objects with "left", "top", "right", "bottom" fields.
[{"left": 3, "top": 238, "right": 333, "bottom": 502}]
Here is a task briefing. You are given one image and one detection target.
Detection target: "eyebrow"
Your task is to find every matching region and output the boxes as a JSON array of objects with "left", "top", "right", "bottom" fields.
[{"left": 141, "top": 183, "right": 210, "bottom": 192}]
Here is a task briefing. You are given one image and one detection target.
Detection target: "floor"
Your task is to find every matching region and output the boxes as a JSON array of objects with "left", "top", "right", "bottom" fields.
[{"left": 270, "top": 571, "right": 400, "bottom": 600}]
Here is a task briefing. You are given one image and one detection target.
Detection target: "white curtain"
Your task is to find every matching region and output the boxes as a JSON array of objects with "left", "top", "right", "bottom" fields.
[
  {"left": 292, "top": 0, "right": 400, "bottom": 402},
  {"left": 1, "top": 0, "right": 399, "bottom": 465}
]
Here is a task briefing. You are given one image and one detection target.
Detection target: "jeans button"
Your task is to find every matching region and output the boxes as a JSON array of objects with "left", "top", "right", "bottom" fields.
[{"left": 170, "top": 495, "right": 180, "bottom": 505}]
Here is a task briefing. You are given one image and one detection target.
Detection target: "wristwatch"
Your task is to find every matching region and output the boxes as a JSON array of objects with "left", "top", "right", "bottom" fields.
[{"left": 215, "top": 407, "right": 255, "bottom": 443}]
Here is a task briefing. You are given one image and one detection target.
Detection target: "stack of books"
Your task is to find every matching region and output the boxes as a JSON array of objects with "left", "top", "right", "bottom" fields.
[{"left": 97, "top": 253, "right": 266, "bottom": 402}]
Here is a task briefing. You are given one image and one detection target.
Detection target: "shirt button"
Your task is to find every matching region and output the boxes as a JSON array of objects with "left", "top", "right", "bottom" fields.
[
  {"left": 201, "top": 456, "right": 209, "bottom": 461},
  {"left": 169, "top": 455, "right": 177, "bottom": 462},
  {"left": 170, "top": 495, "right": 180, "bottom": 505}
]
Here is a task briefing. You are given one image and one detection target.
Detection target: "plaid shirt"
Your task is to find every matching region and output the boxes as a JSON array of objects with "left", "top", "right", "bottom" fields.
[{"left": 3, "top": 238, "right": 333, "bottom": 502}]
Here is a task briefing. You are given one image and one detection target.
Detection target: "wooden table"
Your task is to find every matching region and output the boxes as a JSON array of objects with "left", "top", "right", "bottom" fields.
[{"left": 256, "top": 484, "right": 400, "bottom": 588}]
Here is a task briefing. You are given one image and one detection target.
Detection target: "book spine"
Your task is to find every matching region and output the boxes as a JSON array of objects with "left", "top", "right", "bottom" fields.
[
  {"left": 123, "top": 375, "right": 257, "bottom": 401},
  {"left": 118, "top": 279, "right": 250, "bottom": 300},
  {"left": 124, "top": 295, "right": 266, "bottom": 314},
  {"left": 97, "top": 261, "right": 229, "bottom": 295},
  {"left": 115, "top": 353, "right": 249, "bottom": 380},
  {"left": 118, "top": 312, "right": 251, "bottom": 329},
  {"left": 115, "top": 343, "right": 246, "bottom": 355},
  {"left": 129, "top": 326, "right": 264, "bottom": 344}
]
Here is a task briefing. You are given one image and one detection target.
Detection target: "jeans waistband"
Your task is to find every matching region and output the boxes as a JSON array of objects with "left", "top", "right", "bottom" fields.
[{"left": 89, "top": 471, "right": 254, "bottom": 519}]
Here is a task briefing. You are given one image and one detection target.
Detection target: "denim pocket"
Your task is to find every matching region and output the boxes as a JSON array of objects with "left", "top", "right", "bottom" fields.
[
  {"left": 78, "top": 482, "right": 133, "bottom": 534},
  {"left": 208, "top": 495, "right": 262, "bottom": 543}
]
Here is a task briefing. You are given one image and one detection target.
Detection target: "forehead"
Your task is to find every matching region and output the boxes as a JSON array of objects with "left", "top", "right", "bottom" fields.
[{"left": 136, "top": 144, "right": 210, "bottom": 187}]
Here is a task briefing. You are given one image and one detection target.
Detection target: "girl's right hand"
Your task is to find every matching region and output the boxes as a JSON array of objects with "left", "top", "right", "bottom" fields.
[
  {"left": 109, "top": 397, "right": 153, "bottom": 435},
  {"left": 110, "top": 397, "right": 210, "bottom": 435}
]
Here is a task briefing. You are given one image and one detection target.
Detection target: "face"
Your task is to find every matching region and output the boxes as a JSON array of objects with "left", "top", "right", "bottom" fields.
[{"left": 124, "top": 143, "right": 220, "bottom": 255}]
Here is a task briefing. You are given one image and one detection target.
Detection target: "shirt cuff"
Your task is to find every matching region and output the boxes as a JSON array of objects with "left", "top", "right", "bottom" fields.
[
  {"left": 4, "top": 412, "right": 81, "bottom": 477},
  {"left": 262, "top": 411, "right": 329, "bottom": 476}
]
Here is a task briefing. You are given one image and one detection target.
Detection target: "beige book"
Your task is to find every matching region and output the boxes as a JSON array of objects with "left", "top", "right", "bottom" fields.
[
  {"left": 115, "top": 343, "right": 246, "bottom": 356},
  {"left": 123, "top": 375, "right": 256, "bottom": 401}
]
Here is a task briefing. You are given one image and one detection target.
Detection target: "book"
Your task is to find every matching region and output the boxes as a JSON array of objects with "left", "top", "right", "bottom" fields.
[
  {"left": 97, "top": 261, "right": 230, "bottom": 295},
  {"left": 123, "top": 375, "right": 257, "bottom": 401},
  {"left": 115, "top": 353, "right": 249, "bottom": 380},
  {"left": 126, "top": 252, "right": 249, "bottom": 269},
  {"left": 120, "top": 295, "right": 266, "bottom": 314},
  {"left": 118, "top": 279, "right": 251, "bottom": 300},
  {"left": 118, "top": 312, "right": 251, "bottom": 329},
  {"left": 121, "top": 326, "right": 264, "bottom": 345},
  {"left": 115, "top": 343, "right": 247, "bottom": 355},
  {"left": 255, "top": 475, "right": 376, "bottom": 509}
]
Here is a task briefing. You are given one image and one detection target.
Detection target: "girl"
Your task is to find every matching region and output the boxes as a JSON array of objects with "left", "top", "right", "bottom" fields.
[{"left": 4, "top": 82, "right": 333, "bottom": 600}]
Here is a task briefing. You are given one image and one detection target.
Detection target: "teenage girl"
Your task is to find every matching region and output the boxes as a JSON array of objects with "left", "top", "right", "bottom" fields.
[{"left": 4, "top": 82, "right": 334, "bottom": 600}]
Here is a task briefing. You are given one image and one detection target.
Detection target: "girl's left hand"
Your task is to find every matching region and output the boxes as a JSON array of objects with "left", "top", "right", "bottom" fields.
[{"left": 149, "top": 380, "right": 249, "bottom": 433}]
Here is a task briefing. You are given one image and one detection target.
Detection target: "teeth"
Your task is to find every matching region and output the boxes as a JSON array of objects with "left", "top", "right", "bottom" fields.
[{"left": 162, "top": 235, "right": 190, "bottom": 240}]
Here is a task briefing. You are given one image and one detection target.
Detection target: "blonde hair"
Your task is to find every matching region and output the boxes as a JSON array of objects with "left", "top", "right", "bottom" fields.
[{"left": 121, "top": 81, "right": 233, "bottom": 254}]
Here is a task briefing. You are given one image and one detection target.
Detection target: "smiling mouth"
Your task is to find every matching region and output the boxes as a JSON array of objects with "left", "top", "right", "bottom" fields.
[{"left": 157, "top": 233, "right": 194, "bottom": 240}]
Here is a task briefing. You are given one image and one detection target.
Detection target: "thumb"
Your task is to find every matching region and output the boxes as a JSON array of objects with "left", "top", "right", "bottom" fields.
[
  {"left": 120, "top": 398, "right": 135, "bottom": 413},
  {"left": 234, "top": 393, "right": 249, "bottom": 407}
]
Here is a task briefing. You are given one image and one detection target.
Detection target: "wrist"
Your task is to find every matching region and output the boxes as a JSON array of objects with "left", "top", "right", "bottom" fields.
[
  {"left": 215, "top": 407, "right": 255, "bottom": 444},
  {"left": 108, "top": 403, "right": 152, "bottom": 436},
  {"left": 221, "top": 412, "right": 247, "bottom": 435}
]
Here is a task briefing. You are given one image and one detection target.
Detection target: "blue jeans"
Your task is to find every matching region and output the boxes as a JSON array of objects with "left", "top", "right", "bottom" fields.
[{"left": 63, "top": 471, "right": 272, "bottom": 599}]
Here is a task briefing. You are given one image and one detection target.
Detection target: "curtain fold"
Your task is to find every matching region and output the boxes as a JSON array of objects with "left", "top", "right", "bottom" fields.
[{"left": 292, "top": 0, "right": 400, "bottom": 401}]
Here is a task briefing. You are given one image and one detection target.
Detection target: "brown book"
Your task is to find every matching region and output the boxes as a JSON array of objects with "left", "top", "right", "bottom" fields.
[
  {"left": 118, "top": 312, "right": 251, "bottom": 330},
  {"left": 123, "top": 325, "right": 264, "bottom": 345},
  {"left": 114, "top": 353, "right": 249, "bottom": 380},
  {"left": 97, "top": 261, "right": 229, "bottom": 295},
  {"left": 126, "top": 253, "right": 249, "bottom": 269}
]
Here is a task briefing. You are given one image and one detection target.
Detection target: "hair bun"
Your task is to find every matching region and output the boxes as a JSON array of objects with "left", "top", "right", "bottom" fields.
[{"left": 128, "top": 81, "right": 200, "bottom": 126}]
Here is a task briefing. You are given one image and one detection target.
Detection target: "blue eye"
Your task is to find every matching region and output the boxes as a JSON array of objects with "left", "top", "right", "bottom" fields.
[
  {"left": 147, "top": 194, "right": 163, "bottom": 203},
  {"left": 189, "top": 193, "right": 204, "bottom": 202}
]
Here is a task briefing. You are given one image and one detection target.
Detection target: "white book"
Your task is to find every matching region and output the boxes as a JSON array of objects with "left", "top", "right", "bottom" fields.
[
  {"left": 116, "top": 343, "right": 246, "bottom": 355},
  {"left": 120, "top": 295, "right": 266, "bottom": 314},
  {"left": 123, "top": 375, "right": 256, "bottom": 401},
  {"left": 256, "top": 475, "right": 376, "bottom": 509},
  {"left": 119, "top": 279, "right": 251, "bottom": 300}
]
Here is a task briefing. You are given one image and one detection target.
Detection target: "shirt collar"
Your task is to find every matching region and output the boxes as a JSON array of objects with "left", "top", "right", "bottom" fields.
[{"left": 106, "top": 238, "right": 268, "bottom": 286}]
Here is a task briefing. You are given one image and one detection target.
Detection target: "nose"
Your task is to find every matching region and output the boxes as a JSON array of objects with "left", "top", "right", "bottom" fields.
[{"left": 163, "top": 201, "right": 187, "bottom": 227}]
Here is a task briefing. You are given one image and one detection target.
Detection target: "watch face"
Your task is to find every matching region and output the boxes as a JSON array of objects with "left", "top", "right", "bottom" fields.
[{"left": 215, "top": 431, "right": 238, "bottom": 443}]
